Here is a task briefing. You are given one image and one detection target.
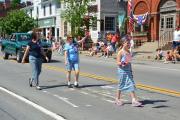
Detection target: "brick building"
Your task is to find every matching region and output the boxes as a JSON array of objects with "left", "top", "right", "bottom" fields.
[
  {"left": 132, "top": 0, "right": 180, "bottom": 44},
  {"left": 0, "top": 0, "right": 11, "bottom": 17},
  {"left": 0, "top": 0, "right": 28, "bottom": 18}
]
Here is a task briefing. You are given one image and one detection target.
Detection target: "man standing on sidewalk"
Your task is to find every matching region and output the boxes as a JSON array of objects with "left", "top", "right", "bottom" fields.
[{"left": 172, "top": 26, "right": 180, "bottom": 49}]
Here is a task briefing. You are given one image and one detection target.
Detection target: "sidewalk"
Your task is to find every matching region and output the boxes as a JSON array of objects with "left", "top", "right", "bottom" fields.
[
  {"left": 79, "top": 49, "right": 156, "bottom": 61},
  {"left": 79, "top": 49, "right": 180, "bottom": 64}
]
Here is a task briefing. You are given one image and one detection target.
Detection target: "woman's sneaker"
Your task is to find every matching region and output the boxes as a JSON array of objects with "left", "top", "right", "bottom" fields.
[
  {"left": 29, "top": 78, "right": 33, "bottom": 87},
  {"left": 36, "top": 86, "right": 41, "bottom": 90}
]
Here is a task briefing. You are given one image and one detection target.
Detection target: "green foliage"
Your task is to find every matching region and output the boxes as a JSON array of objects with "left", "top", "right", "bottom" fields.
[
  {"left": 60, "top": 0, "right": 90, "bottom": 36},
  {"left": 0, "top": 10, "right": 36, "bottom": 35},
  {"left": 11, "top": 0, "right": 21, "bottom": 9}
]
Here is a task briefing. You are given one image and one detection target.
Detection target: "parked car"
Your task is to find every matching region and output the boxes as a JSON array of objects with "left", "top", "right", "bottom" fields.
[{"left": 1, "top": 33, "right": 52, "bottom": 63}]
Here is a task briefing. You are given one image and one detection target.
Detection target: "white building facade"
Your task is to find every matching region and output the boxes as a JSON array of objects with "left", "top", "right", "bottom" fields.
[
  {"left": 23, "top": 0, "right": 121, "bottom": 42},
  {"left": 24, "top": 0, "right": 63, "bottom": 41},
  {"left": 88, "top": 0, "right": 120, "bottom": 42}
]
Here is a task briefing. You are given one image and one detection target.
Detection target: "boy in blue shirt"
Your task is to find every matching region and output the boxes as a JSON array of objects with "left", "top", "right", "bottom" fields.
[{"left": 64, "top": 34, "right": 87, "bottom": 88}]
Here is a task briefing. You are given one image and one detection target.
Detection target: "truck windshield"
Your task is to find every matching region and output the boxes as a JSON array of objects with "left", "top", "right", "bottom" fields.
[{"left": 18, "top": 34, "right": 31, "bottom": 41}]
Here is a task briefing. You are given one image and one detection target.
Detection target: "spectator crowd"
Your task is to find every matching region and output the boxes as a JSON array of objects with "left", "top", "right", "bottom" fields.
[{"left": 155, "top": 26, "right": 180, "bottom": 63}]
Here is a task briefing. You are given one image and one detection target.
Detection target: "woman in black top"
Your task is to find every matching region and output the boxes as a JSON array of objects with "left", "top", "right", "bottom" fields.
[{"left": 22, "top": 32, "right": 48, "bottom": 90}]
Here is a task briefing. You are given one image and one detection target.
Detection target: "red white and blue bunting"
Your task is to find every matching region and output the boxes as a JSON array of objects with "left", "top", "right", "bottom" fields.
[{"left": 133, "top": 12, "right": 149, "bottom": 26}]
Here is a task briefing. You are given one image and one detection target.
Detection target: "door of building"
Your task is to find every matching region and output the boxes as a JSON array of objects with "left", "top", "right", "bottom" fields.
[
  {"left": 159, "top": 0, "right": 176, "bottom": 46},
  {"left": 160, "top": 14, "right": 176, "bottom": 37}
]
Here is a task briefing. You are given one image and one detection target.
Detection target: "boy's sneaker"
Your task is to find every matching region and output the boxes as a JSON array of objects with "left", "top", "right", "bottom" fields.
[
  {"left": 67, "top": 82, "right": 72, "bottom": 88},
  {"left": 74, "top": 81, "right": 79, "bottom": 88}
]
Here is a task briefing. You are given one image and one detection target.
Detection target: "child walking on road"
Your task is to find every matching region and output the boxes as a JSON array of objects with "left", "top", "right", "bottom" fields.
[
  {"left": 64, "top": 34, "right": 87, "bottom": 88},
  {"left": 115, "top": 37, "right": 142, "bottom": 107}
]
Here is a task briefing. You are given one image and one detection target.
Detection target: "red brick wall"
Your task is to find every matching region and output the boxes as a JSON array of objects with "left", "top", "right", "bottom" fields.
[{"left": 132, "top": 0, "right": 179, "bottom": 42}]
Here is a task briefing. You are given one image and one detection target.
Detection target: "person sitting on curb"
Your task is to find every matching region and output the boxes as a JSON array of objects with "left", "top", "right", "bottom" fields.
[
  {"left": 155, "top": 48, "right": 164, "bottom": 60},
  {"left": 89, "top": 43, "right": 100, "bottom": 56},
  {"left": 105, "top": 43, "right": 114, "bottom": 58},
  {"left": 164, "top": 50, "right": 175, "bottom": 64}
]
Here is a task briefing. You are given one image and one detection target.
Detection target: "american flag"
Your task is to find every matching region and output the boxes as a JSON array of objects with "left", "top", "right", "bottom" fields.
[{"left": 128, "top": 0, "right": 134, "bottom": 33}]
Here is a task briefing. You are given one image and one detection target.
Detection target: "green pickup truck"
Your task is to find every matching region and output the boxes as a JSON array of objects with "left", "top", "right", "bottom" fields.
[{"left": 1, "top": 33, "right": 52, "bottom": 63}]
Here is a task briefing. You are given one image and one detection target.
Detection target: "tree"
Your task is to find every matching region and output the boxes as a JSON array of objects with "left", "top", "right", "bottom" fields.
[
  {"left": 11, "top": 0, "right": 21, "bottom": 9},
  {"left": 0, "top": 10, "right": 36, "bottom": 35},
  {"left": 60, "top": 0, "right": 90, "bottom": 36}
]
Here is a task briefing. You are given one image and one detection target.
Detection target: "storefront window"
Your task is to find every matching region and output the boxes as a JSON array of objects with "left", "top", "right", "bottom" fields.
[
  {"left": 143, "top": 24, "right": 149, "bottom": 31},
  {"left": 56, "top": 1, "right": 61, "bottom": 8},
  {"left": 36, "top": 7, "right": 39, "bottom": 17},
  {"left": 166, "top": 17, "right": 173, "bottom": 28},
  {"left": 49, "top": 4, "right": 52, "bottom": 15},
  {"left": 57, "top": 28, "right": 59, "bottom": 37},
  {"left": 135, "top": 24, "right": 141, "bottom": 32},
  {"left": 105, "top": 17, "right": 115, "bottom": 31},
  {"left": 43, "top": 6, "right": 46, "bottom": 16},
  {"left": 161, "top": 18, "right": 164, "bottom": 29},
  {"left": 135, "top": 23, "right": 148, "bottom": 32},
  {"left": 100, "top": 20, "right": 104, "bottom": 31}
]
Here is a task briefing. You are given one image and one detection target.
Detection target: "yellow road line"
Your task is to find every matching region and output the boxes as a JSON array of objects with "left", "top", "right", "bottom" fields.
[
  {"left": 1, "top": 58, "right": 180, "bottom": 97},
  {"left": 43, "top": 65, "right": 180, "bottom": 97},
  {"left": 137, "top": 84, "right": 180, "bottom": 97}
]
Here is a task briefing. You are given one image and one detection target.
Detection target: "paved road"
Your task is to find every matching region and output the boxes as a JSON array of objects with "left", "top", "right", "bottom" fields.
[{"left": 0, "top": 52, "right": 179, "bottom": 120}]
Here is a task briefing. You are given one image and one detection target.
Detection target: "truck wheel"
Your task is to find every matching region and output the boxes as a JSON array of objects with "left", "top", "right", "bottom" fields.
[
  {"left": 17, "top": 51, "right": 23, "bottom": 63},
  {"left": 3, "top": 52, "right": 9, "bottom": 59},
  {"left": 47, "top": 55, "right": 52, "bottom": 62},
  {"left": 47, "top": 52, "right": 52, "bottom": 62}
]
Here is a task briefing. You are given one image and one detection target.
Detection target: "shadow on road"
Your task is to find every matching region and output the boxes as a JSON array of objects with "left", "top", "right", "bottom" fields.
[
  {"left": 5, "top": 58, "right": 62, "bottom": 63},
  {"left": 40, "top": 84, "right": 67, "bottom": 90},
  {"left": 141, "top": 100, "right": 169, "bottom": 108},
  {"left": 78, "top": 83, "right": 115, "bottom": 88},
  {"left": 48, "top": 59, "right": 62, "bottom": 63},
  {"left": 40, "top": 83, "right": 115, "bottom": 90}
]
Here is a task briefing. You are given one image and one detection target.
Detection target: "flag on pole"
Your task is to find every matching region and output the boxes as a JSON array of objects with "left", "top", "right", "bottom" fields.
[
  {"left": 128, "top": 0, "right": 133, "bottom": 17},
  {"left": 127, "top": 0, "right": 134, "bottom": 33}
]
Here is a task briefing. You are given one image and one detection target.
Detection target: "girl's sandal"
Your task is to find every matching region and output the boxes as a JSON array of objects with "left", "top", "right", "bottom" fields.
[
  {"left": 115, "top": 99, "right": 124, "bottom": 106},
  {"left": 132, "top": 101, "right": 143, "bottom": 107}
]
